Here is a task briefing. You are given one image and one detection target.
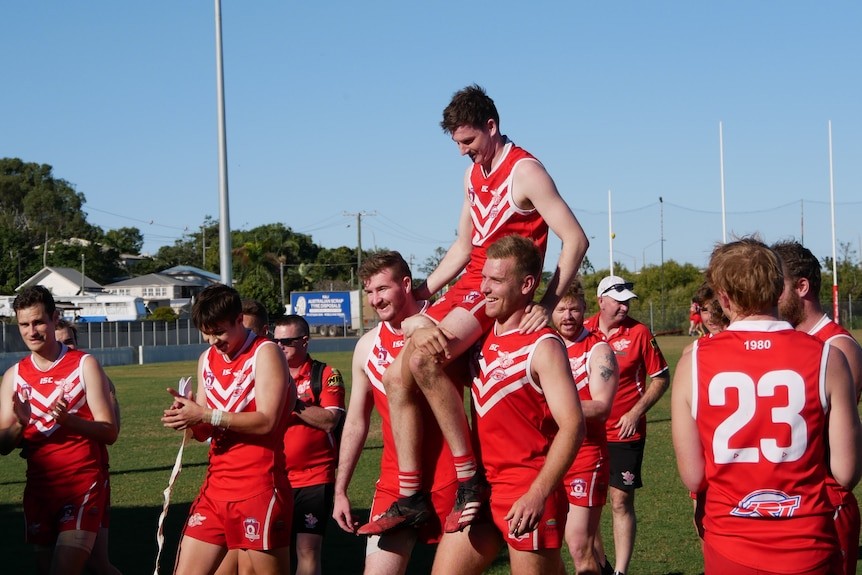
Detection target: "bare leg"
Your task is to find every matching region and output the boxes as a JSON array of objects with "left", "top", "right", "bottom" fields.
[
  {"left": 213, "top": 549, "right": 238, "bottom": 575},
  {"left": 408, "top": 308, "right": 483, "bottom": 460},
  {"left": 609, "top": 487, "right": 636, "bottom": 574},
  {"left": 382, "top": 345, "right": 425, "bottom": 481},
  {"left": 364, "top": 529, "right": 417, "bottom": 575},
  {"left": 294, "top": 533, "right": 322, "bottom": 575},
  {"left": 173, "top": 536, "right": 227, "bottom": 575},
  {"left": 431, "top": 524, "right": 501, "bottom": 575},
  {"left": 565, "top": 504, "right": 602, "bottom": 575},
  {"left": 508, "top": 545, "right": 565, "bottom": 575},
  {"left": 50, "top": 544, "right": 90, "bottom": 575},
  {"left": 85, "top": 527, "right": 122, "bottom": 575},
  {"left": 242, "top": 547, "right": 291, "bottom": 575}
]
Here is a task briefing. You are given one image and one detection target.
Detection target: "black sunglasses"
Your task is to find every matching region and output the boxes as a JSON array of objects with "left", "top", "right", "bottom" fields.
[
  {"left": 601, "top": 282, "right": 634, "bottom": 296},
  {"left": 273, "top": 336, "right": 307, "bottom": 347}
]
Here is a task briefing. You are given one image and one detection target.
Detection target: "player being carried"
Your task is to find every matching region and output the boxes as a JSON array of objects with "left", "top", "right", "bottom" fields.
[
  {"left": 359, "top": 84, "right": 589, "bottom": 536},
  {"left": 334, "top": 250, "right": 460, "bottom": 573}
]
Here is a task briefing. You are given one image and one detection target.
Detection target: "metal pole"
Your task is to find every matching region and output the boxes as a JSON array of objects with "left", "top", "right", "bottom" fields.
[
  {"left": 280, "top": 263, "right": 285, "bottom": 311},
  {"left": 214, "top": 0, "right": 232, "bottom": 286},
  {"left": 828, "top": 121, "right": 839, "bottom": 323},
  {"left": 356, "top": 213, "right": 364, "bottom": 334},
  {"left": 660, "top": 197, "right": 665, "bottom": 327},
  {"left": 719, "top": 121, "right": 727, "bottom": 243},
  {"left": 608, "top": 189, "right": 614, "bottom": 275}
]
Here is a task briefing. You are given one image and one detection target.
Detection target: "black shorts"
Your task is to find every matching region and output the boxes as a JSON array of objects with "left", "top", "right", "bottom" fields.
[
  {"left": 292, "top": 483, "right": 335, "bottom": 536},
  {"left": 608, "top": 439, "right": 645, "bottom": 491}
]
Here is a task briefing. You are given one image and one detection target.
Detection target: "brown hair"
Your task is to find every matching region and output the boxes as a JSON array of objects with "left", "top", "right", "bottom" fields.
[
  {"left": 242, "top": 299, "right": 269, "bottom": 335},
  {"left": 706, "top": 238, "right": 783, "bottom": 316},
  {"left": 13, "top": 285, "right": 57, "bottom": 316},
  {"left": 693, "top": 281, "right": 729, "bottom": 328},
  {"left": 440, "top": 84, "right": 500, "bottom": 134},
  {"left": 192, "top": 284, "right": 242, "bottom": 331},
  {"left": 358, "top": 250, "right": 411, "bottom": 284},
  {"left": 486, "top": 235, "right": 542, "bottom": 282},
  {"left": 771, "top": 240, "right": 822, "bottom": 295},
  {"left": 274, "top": 314, "right": 310, "bottom": 337}
]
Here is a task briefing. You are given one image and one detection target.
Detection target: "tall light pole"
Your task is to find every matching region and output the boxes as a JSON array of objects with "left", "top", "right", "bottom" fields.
[
  {"left": 660, "top": 197, "right": 666, "bottom": 326},
  {"left": 344, "top": 211, "right": 377, "bottom": 334},
  {"left": 214, "top": 0, "right": 232, "bottom": 286}
]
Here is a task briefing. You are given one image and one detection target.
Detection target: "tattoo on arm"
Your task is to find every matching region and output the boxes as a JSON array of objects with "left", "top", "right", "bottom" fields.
[{"left": 598, "top": 350, "right": 618, "bottom": 381}]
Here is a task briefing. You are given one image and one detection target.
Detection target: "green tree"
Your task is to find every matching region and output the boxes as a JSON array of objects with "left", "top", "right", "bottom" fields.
[
  {"left": 149, "top": 306, "right": 178, "bottom": 322},
  {"left": 104, "top": 227, "right": 144, "bottom": 254},
  {"left": 419, "top": 247, "right": 447, "bottom": 277},
  {"left": 49, "top": 242, "right": 124, "bottom": 286}
]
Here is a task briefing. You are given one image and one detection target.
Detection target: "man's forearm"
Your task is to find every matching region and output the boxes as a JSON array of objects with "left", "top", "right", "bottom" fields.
[
  {"left": 630, "top": 372, "right": 670, "bottom": 419},
  {"left": 295, "top": 404, "right": 342, "bottom": 433}
]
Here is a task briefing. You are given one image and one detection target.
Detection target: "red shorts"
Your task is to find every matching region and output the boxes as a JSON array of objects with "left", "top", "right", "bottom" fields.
[
  {"left": 563, "top": 455, "right": 609, "bottom": 508},
  {"left": 703, "top": 538, "right": 840, "bottom": 575},
  {"left": 23, "top": 479, "right": 107, "bottom": 546},
  {"left": 423, "top": 278, "right": 493, "bottom": 333},
  {"left": 183, "top": 487, "right": 293, "bottom": 551},
  {"left": 369, "top": 479, "right": 458, "bottom": 545},
  {"left": 833, "top": 491, "right": 860, "bottom": 575},
  {"left": 489, "top": 486, "right": 567, "bottom": 551}
]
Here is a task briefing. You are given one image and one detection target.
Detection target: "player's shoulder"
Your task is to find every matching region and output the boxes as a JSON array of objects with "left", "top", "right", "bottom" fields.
[{"left": 352, "top": 327, "right": 378, "bottom": 358}]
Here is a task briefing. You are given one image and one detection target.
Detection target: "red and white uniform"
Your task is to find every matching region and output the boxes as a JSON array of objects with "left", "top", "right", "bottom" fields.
[
  {"left": 471, "top": 326, "right": 567, "bottom": 550},
  {"left": 201, "top": 333, "right": 289, "bottom": 499},
  {"left": 284, "top": 356, "right": 345, "bottom": 488},
  {"left": 584, "top": 314, "right": 668, "bottom": 443},
  {"left": 807, "top": 314, "right": 861, "bottom": 574},
  {"left": 15, "top": 346, "right": 108, "bottom": 542},
  {"left": 561, "top": 329, "right": 610, "bottom": 507},
  {"left": 364, "top": 316, "right": 457, "bottom": 543},
  {"left": 691, "top": 320, "right": 837, "bottom": 572},
  {"left": 426, "top": 140, "right": 549, "bottom": 324}
]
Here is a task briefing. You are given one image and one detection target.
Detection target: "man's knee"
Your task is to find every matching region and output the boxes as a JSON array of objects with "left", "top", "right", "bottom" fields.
[
  {"left": 568, "top": 539, "right": 595, "bottom": 564},
  {"left": 408, "top": 348, "right": 441, "bottom": 389},
  {"left": 609, "top": 489, "right": 635, "bottom": 514},
  {"left": 55, "top": 530, "right": 97, "bottom": 554},
  {"left": 295, "top": 533, "right": 323, "bottom": 558}
]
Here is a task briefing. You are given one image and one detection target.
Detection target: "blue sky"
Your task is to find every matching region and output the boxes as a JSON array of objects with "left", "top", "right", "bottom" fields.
[{"left": 3, "top": 2, "right": 861, "bottom": 277}]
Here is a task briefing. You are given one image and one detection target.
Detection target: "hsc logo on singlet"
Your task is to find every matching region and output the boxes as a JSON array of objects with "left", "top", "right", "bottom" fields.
[{"left": 730, "top": 489, "right": 801, "bottom": 518}]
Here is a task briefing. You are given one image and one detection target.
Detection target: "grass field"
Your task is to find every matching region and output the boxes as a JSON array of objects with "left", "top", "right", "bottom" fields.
[{"left": 1, "top": 334, "right": 861, "bottom": 574}]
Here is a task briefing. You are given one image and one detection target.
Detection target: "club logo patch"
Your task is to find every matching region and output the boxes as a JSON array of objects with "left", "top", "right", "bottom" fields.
[{"left": 244, "top": 517, "right": 261, "bottom": 541}]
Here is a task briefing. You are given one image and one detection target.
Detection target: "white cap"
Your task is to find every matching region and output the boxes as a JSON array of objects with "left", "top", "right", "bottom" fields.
[{"left": 597, "top": 275, "right": 638, "bottom": 302}]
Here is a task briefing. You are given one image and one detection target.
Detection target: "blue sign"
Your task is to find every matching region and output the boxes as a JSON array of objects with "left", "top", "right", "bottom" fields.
[{"left": 290, "top": 291, "right": 351, "bottom": 325}]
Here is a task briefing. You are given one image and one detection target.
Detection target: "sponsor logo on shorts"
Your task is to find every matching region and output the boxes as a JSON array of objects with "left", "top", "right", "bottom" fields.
[
  {"left": 621, "top": 471, "right": 636, "bottom": 486},
  {"left": 244, "top": 517, "right": 261, "bottom": 542},
  {"left": 187, "top": 513, "right": 206, "bottom": 527},
  {"left": 569, "top": 478, "right": 588, "bottom": 499},
  {"left": 60, "top": 504, "right": 75, "bottom": 523},
  {"left": 304, "top": 513, "right": 319, "bottom": 529},
  {"left": 731, "top": 489, "right": 801, "bottom": 518}
]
